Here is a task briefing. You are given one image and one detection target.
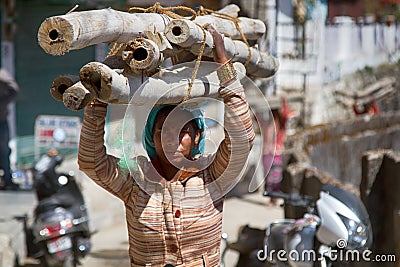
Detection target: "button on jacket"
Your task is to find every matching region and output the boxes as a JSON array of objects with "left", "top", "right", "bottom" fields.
[{"left": 78, "top": 79, "right": 255, "bottom": 267}]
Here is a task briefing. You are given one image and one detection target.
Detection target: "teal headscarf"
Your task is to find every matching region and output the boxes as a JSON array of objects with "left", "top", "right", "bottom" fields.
[{"left": 142, "top": 104, "right": 206, "bottom": 160}]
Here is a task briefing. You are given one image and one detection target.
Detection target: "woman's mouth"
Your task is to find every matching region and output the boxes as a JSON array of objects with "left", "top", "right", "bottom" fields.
[{"left": 164, "top": 150, "right": 181, "bottom": 156}]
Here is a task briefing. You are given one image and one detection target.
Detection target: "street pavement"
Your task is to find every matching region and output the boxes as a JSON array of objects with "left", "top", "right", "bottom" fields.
[
  {"left": 0, "top": 190, "right": 36, "bottom": 267},
  {"left": 1, "top": 156, "right": 283, "bottom": 267}
]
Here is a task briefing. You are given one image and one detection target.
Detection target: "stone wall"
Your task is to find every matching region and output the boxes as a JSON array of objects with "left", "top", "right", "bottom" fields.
[
  {"left": 361, "top": 150, "right": 400, "bottom": 266},
  {"left": 281, "top": 112, "right": 400, "bottom": 266},
  {"left": 284, "top": 111, "right": 400, "bottom": 186}
]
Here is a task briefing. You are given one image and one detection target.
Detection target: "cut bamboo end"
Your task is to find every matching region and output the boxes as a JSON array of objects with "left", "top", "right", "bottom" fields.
[
  {"left": 37, "top": 17, "right": 74, "bottom": 56},
  {"left": 50, "top": 75, "right": 79, "bottom": 101},
  {"left": 62, "top": 82, "right": 94, "bottom": 110},
  {"left": 79, "top": 62, "right": 112, "bottom": 100},
  {"left": 122, "top": 38, "right": 161, "bottom": 73},
  {"left": 164, "top": 19, "right": 193, "bottom": 47}
]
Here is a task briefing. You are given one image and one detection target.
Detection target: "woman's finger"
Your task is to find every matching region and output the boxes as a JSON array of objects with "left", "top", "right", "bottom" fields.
[{"left": 205, "top": 24, "right": 228, "bottom": 64}]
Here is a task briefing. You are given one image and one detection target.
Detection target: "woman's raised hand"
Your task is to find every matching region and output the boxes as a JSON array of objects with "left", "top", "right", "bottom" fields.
[{"left": 206, "top": 24, "right": 229, "bottom": 65}]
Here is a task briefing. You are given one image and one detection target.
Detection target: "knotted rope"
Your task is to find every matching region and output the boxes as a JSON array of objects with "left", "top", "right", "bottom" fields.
[
  {"left": 181, "top": 23, "right": 207, "bottom": 103},
  {"left": 197, "top": 6, "right": 252, "bottom": 67},
  {"left": 108, "top": 2, "right": 252, "bottom": 103},
  {"left": 128, "top": 2, "right": 197, "bottom": 20}
]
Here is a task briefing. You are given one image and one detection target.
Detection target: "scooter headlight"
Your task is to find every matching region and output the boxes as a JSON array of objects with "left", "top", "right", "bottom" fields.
[{"left": 338, "top": 215, "right": 369, "bottom": 250}]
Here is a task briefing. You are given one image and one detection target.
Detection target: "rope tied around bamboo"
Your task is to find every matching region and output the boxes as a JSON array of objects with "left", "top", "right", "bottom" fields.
[
  {"left": 196, "top": 6, "right": 252, "bottom": 67},
  {"left": 128, "top": 2, "right": 197, "bottom": 20},
  {"left": 129, "top": 3, "right": 253, "bottom": 68},
  {"left": 39, "top": 3, "right": 278, "bottom": 111},
  {"left": 107, "top": 2, "right": 198, "bottom": 61},
  {"left": 125, "top": 2, "right": 252, "bottom": 102},
  {"left": 52, "top": 2, "right": 267, "bottom": 109},
  {"left": 129, "top": 3, "right": 252, "bottom": 67},
  {"left": 127, "top": 2, "right": 253, "bottom": 62},
  {"left": 181, "top": 23, "right": 207, "bottom": 103}
]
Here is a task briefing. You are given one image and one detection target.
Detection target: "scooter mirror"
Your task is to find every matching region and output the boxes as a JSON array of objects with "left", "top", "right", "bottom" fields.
[{"left": 58, "top": 175, "right": 68, "bottom": 185}]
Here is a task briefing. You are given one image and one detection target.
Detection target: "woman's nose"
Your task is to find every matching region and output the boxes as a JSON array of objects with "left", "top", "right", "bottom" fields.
[
  {"left": 161, "top": 127, "right": 178, "bottom": 145},
  {"left": 163, "top": 133, "right": 174, "bottom": 145}
]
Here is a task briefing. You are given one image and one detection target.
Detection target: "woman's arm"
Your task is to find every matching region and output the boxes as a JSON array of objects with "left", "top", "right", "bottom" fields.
[
  {"left": 206, "top": 26, "right": 255, "bottom": 181},
  {"left": 78, "top": 101, "right": 135, "bottom": 201}
]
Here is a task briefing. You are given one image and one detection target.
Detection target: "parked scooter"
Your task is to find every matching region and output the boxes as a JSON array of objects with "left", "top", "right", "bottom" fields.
[
  {"left": 220, "top": 184, "right": 373, "bottom": 267},
  {"left": 25, "top": 149, "right": 91, "bottom": 267},
  {"left": 220, "top": 225, "right": 266, "bottom": 267}
]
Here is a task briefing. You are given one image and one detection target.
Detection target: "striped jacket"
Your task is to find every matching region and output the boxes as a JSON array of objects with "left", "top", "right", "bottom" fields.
[{"left": 78, "top": 78, "right": 255, "bottom": 267}]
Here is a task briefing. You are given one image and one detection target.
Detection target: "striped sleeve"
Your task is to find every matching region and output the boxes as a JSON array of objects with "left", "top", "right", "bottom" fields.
[
  {"left": 78, "top": 104, "right": 134, "bottom": 202},
  {"left": 209, "top": 78, "right": 255, "bottom": 184}
]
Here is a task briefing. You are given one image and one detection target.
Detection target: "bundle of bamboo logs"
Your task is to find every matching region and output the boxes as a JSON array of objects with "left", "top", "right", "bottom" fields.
[{"left": 38, "top": 3, "right": 279, "bottom": 110}]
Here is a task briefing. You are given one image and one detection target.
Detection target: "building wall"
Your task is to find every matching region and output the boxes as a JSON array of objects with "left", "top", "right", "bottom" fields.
[
  {"left": 14, "top": 1, "right": 95, "bottom": 137},
  {"left": 328, "top": 0, "right": 366, "bottom": 20},
  {"left": 285, "top": 111, "right": 400, "bottom": 186}
]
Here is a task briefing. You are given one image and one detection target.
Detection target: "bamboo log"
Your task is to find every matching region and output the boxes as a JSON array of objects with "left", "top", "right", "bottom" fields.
[
  {"left": 217, "top": 4, "right": 240, "bottom": 18},
  {"left": 37, "top": 6, "right": 265, "bottom": 56},
  {"left": 50, "top": 55, "right": 130, "bottom": 110},
  {"left": 335, "top": 76, "right": 396, "bottom": 107},
  {"left": 165, "top": 19, "right": 214, "bottom": 51},
  {"left": 233, "top": 41, "right": 279, "bottom": 77},
  {"left": 79, "top": 62, "right": 138, "bottom": 103},
  {"left": 121, "top": 37, "right": 162, "bottom": 74},
  {"left": 37, "top": 9, "right": 166, "bottom": 56},
  {"left": 164, "top": 19, "right": 279, "bottom": 78},
  {"left": 131, "top": 61, "right": 247, "bottom": 105},
  {"left": 62, "top": 81, "right": 94, "bottom": 110},
  {"left": 62, "top": 61, "right": 246, "bottom": 109},
  {"left": 194, "top": 15, "right": 265, "bottom": 40},
  {"left": 355, "top": 85, "right": 395, "bottom": 106},
  {"left": 355, "top": 76, "right": 396, "bottom": 99},
  {"left": 50, "top": 75, "right": 79, "bottom": 101}
]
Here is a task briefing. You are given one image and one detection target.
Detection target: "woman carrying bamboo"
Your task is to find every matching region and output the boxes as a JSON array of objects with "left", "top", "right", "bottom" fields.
[{"left": 78, "top": 25, "right": 255, "bottom": 267}]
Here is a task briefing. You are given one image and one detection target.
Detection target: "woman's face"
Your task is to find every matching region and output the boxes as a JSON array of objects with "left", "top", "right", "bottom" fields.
[{"left": 152, "top": 108, "right": 200, "bottom": 167}]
